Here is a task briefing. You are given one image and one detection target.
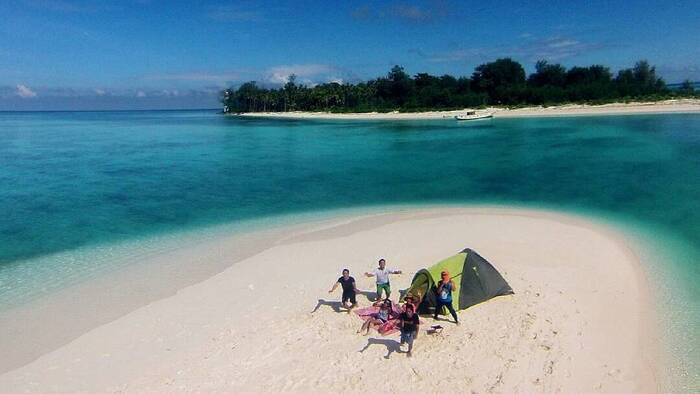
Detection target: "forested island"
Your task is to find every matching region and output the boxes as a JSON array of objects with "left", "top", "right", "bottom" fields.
[{"left": 222, "top": 58, "right": 698, "bottom": 114}]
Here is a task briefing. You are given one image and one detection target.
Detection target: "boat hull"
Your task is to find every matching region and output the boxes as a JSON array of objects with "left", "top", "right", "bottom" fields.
[{"left": 455, "top": 113, "right": 493, "bottom": 121}]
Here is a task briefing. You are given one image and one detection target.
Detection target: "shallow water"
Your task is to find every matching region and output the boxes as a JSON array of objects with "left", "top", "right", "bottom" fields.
[{"left": 0, "top": 110, "right": 698, "bottom": 387}]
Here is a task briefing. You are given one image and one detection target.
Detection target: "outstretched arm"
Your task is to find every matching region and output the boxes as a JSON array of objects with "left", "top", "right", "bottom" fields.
[
  {"left": 329, "top": 282, "right": 339, "bottom": 293},
  {"left": 353, "top": 282, "right": 360, "bottom": 293},
  {"left": 391, "top": 269, "right": 402, "bottom": 275},
  {"left": 364, "top": 272, "right": 374, "bottom": 277}
]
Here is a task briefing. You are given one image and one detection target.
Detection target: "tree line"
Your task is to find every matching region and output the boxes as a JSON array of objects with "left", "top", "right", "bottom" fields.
[{"left": 221, "top": 58, "right": 698, "bottom": 113}]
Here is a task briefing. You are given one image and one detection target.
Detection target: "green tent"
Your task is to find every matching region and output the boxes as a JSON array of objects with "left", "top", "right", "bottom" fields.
[{"left": 403, "top": 248, "right": 513, "bottom": 314}]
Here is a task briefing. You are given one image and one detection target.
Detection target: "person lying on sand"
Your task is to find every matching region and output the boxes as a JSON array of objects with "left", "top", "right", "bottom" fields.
[
  {"left": 329, "top": 268, "right": 360, "bottom": 311},
  {"left": 434, "top": 270, "right": 459, "bottom": 324},
  {"left": 399, "top": 303, "right": 420, "bottom": 357},
  {"left": 358, "top": 299, "right": 393, "bottom": 335},
  {"left": 364, "top": 258, "right": 401, "bottom": 300}
]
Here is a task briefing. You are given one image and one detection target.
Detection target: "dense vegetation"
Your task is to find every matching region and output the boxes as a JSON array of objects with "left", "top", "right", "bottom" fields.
[{"left": 221, "top": 58, "right": 698, "bottom": 113}]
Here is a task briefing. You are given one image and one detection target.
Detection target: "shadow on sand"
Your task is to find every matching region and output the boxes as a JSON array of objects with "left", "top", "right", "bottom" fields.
[
  {"left": 312, "top": 288, "right": 410, "bottom": 314},
  {"left": 357, "top": 290, "right": 377, "bottom": 302},
  {"left": 357, "top": 288, "right": 407, "bottom": 302},
  {"left": 315, "top": 290, "right": 377, "bottom": 312},
  {"left": 358, "top": 338, "right": 402, "bottom": 359},
  {"left": 432, "top": 315, "right": 459, "bottom": 324},
  {"left": 310, "top": 299, "right": 349, "bottom": 313}
]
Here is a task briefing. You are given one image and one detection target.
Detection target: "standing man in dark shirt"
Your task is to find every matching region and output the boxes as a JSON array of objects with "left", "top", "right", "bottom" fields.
[
  {"left": 399, "top": 303, "right": 420, "bottom": 357},
  {"left": 329, "top": 268, "right": 360, "bottom": 312}
]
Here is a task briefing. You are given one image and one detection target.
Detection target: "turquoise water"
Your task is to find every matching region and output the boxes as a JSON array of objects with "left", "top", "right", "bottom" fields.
[
  {"left": 1, "top": 110, "right": 699, "bottom": 386},
  {"left": 1, "top": 111, "right": 699, "bottom": 286}
]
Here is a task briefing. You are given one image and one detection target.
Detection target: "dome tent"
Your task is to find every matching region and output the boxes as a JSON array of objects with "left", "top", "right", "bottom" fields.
[{"left": 403, "top": 248, "right": 514, "bottom": 314}]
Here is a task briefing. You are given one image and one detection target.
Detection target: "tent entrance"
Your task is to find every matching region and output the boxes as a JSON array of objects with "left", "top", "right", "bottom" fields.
[{"left": 403, "top": 269, "right": 436, "bottom": 314}]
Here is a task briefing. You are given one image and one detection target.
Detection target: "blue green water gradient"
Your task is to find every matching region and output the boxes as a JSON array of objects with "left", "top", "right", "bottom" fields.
[
  {"left": 0, "top": 110, "right": 698, "bottom": 386},
  {"left": 1, "top": 110, "right": 699, "bottom": 292}
]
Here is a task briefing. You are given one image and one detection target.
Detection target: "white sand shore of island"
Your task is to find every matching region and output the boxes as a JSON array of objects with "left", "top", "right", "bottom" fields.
[
  {"left": 233, "top": 98, "right": 700, "bottom": 120},
  {"left": 0, "top": 207, "right": 663, "bottom": 393}
]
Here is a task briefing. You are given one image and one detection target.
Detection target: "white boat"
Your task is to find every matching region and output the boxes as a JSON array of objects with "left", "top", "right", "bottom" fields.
[{"left": 455, "top": 111, "right": 493, "bottom": 121}]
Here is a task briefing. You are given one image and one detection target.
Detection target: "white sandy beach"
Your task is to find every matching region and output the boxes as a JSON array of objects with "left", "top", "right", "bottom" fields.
[
  {"left": 0, "top": 207, "right": 662, "bottom": 393},
  {"left": 234, "top": 98, "right": 700, "bottom": 120}
]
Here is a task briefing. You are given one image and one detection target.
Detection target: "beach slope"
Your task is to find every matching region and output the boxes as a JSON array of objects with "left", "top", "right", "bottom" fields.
[{"left": 0, "top": 208, "right": 660, "bottom": 393}]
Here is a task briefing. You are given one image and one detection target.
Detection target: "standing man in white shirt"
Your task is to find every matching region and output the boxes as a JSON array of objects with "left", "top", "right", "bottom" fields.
[{"left": 365, "top": 258, "right": 402, "bottom": 301}]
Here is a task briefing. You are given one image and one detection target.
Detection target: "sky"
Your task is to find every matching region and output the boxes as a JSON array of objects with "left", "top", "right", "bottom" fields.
[{"left": 1, "top": 0, "right": 699, "bottom": 110}]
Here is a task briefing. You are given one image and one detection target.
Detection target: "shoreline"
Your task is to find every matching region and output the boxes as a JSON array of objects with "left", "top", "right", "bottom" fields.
[
  {"left": 0, "top": 206, "right": 668, "bottom": 392},
  {"left": 231, "top": 99, "right": 700, "bottom": 120},
  {"left": 0, "top": 207, "right": 388, "bottom": 373}
]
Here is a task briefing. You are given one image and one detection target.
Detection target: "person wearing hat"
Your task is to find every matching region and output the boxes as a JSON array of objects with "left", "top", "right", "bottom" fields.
[{"left": 433, "top": 270, "right": 459, "bottom": 324}]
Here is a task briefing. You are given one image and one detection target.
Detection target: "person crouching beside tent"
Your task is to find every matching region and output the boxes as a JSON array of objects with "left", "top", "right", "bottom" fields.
[
  {"left": 399, "top": 303, "right": 420, "bottom": 357},
  {"left": 434, "top": 271, "right": 459, "bottom": 325}
]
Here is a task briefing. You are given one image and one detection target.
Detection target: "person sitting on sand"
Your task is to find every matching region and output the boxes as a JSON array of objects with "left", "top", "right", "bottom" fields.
[
  {"left": 433, "top": 270, "right": 459, "bottom": 324},
  {"left": 364, "top": 258, "right": 401, "bottom": 300},
  {"left": 358, "top": 299, "right": 392, "bottom": 335},
  {"left": 399, "top": 303, "right": 420, "bottom": 357},
  {"left": 329, "top": 269, "right": 360, "bottom": 311}
]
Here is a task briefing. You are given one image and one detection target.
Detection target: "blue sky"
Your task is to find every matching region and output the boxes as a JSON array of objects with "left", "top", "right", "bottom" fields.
[{"left": 1, "top": 0, "right": 699, "bottom": 110}]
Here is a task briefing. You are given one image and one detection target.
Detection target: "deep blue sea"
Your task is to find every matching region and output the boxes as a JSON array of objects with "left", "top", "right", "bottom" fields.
[{"left": 1, "top": 110, "right": 698, "bottom": 385}]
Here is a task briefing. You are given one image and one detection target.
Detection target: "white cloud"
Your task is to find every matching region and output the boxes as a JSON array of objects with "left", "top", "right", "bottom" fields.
[
  {"left": 546, "top": 39, "right": 579, "bottom": 49},
  {"left": 526, "top": 37, "right": 604, "bottom": 61},
  {"left": 142, "top": 66, "right": 354, "bottom": 88},
  {"left": 94, "top": 88, "right": 106, "bottom": 96},
  {"left": 16, "top": 84, "right": 37, "bottom": 98},
  {"left": 426, "top": 36, "right": 607, "bottom": 64},
  {"left": 159, "top": 89, "right": 180, "bottom": 97},
  {"left": 136, "top": 91, "right": 146, "bottom": 97},
  {"left": 265, "top": 64, "right": 334, "bottom": 84}
]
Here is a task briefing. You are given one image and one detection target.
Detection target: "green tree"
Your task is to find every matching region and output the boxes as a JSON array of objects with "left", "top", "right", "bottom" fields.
[
  {"left": 377, "top": 65, "right": 414, "bottom": 107},
  {"left": 222, "top": 59, "right": 674, "bottom": 113},
  {"left": 471, "top": 58, "right": 526, "bottom": 104},
  {"left": 527, "top": 61, "right": 568, "bottom": 104},
  {"left": 283, "top": 74, "right": 298, "bottom": 111},
  {"left": 615, "top": 60, "right": 667, "bottom": 97},
  {"left": 565, "top": 65, "right": 614, "bottom": 101},
  {"left": 678, "top": 79, "right": 696, "bottom": 95},
  {"left": 528, "top": 60, "right": 567, "bottom": 87}
]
